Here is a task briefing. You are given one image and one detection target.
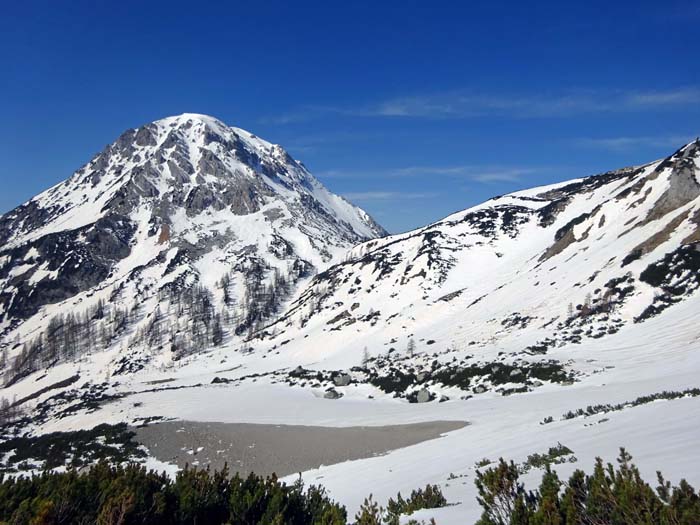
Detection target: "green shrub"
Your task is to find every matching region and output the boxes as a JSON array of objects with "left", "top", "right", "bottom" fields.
[
  {"left": 0, "top": 462, "right": 346, "bottom": 525},
  {"left": 385, "top": 484, "right": 447, "bottom": 524},
  {"left": 475, "top": 448, "right": 700, "bottom": 525},
  {"left": 521, "top": 443, "right": 576, "bottom": 473}
]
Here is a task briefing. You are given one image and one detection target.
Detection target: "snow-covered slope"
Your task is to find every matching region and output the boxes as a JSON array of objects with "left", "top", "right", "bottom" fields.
[
  {"left": 0, "top": 113, "right": 385, "bottom": 381},
  {"left": 2, "top": 135, "right": 700, "bottom": 524},
  {"left": 260, "top": 138, "right": 700, "bottom": 374}
]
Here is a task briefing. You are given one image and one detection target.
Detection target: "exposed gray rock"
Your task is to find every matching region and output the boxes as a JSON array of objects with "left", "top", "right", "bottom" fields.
[
  {"left": 135, "top": 125, "right": 157, "bottom": 147},
  {"left": 197, "top": 149, "right": 229, "bottom": 179},
  {"left": 0, "top": 214, "right": 136, "bottom": 321},
  {"left": 221, "top": 182, "right": 267, "bottom": 215},
  {"left": 333, "top": 373, "right": 352, "bottom": 387},
  {"left": 184, "top": 185, "right": 226, "bottom": 215},
  {"left": 416, "top": 388, "right": 431, "bottom": 403},
  {"left": 167, "top": 160, "right": 192, "bottom": 184},
  {"left": 643, "top": 161, "right": 700, "bottom": 224},
  {"left": 324, "top": 388, "right": 343, "bottom": 400}
]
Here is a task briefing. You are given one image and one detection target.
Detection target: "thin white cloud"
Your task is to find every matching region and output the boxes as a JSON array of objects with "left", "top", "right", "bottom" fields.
[
  {"left": 318, "top": 165, "right": 537, "bottom": 183},
  {"left": 392, "top": 165, "right": 473, "bottom": 176},
  {"left": 315, "top": 169, "right": 363, "bottom": 179},
  {"left": 265, "top": 87, "right": 700, "bottom": 123},
  {"left": 573, "top": 134, "right": 696, "bottom": 151},
  {"left": 394, "top": 165, "right": 535, "bottom": 182},
  {"left": 369, "top": 88, "right": 700, "bottom": 119},
  {"left": 343, "top": 191, "right": 440, "bottom": 201},
  {"left": 625, "top": 88, "right": 700, "bottom": 107},
  {"left": 470, "top": 168, "right": 535, "bottom": 183},
  {"left": 260, "top": 105, "right": 357, "bottom": 125}
]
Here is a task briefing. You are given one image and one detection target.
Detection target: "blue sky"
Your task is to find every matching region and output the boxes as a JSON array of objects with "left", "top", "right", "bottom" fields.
[{"left": 1, "top": 1, "right": 699, "bottom": 233}]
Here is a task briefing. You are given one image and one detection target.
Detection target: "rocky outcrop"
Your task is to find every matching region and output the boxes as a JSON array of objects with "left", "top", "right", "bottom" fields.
[
  {"left": 0, "top": 215, "right": 136, "bottom": 321},
  {"left": 324, "top": 388, "right": 343, "bottom": 400},
  {"left": 641, "top": 142, "right": 700, "bottom": 226}
]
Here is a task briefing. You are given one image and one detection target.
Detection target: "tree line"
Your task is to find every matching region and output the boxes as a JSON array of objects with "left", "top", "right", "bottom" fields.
[
  {"left": 0, "top": 449, "right": 698, "bottom": 524},
  {"left": 1, "top": 257, "right": 311, "bottom": 385}
]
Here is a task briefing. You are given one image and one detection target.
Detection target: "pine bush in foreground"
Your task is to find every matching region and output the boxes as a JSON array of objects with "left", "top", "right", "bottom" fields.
[
  {"left": 475, "top": 448, "right": 700, "bottom": 525},
  {"left": 0, "top": 449, "right": 698, "bottom": 524}
]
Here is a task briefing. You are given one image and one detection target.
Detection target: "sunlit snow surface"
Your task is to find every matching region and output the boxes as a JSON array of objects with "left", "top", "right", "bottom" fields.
[
  {"left": 1, "top": 126, "right": 700, "bottom": 523},
  {"left": 18, "top": 297, "right": 700, "bottom": 523}
]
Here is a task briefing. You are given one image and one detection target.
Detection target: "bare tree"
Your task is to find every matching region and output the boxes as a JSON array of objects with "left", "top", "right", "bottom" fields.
[
  {"left": 407, "top": 338, "right": 416, "bottom": 357},
  {"left": 361, "top": 347, "right": 370, "bottom": 367},
  {"left": 0, "top": 396, "right": 22, "bottom": 425}
]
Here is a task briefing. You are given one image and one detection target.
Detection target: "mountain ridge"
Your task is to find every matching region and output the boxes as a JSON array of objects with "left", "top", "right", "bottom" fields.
[
  {"left": 251, "top": 138, "right": 700, "bottom": 372},
  {"left": 1, "top": 133, "right": 700, "bottom": 524}
]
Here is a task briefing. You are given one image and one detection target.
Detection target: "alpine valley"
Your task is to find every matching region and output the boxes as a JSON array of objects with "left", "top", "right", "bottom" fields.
[{"left": 1, "top": 114, "right": 700, "bottom": 523}]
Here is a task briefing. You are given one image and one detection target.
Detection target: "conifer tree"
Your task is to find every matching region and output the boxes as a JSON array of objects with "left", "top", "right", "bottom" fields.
[
  {"left": 355, "top": 495, "right": 383, "bottom": 525},
  {"left": 361, "top": 347, "right": 370, "bottom": 367},
  {"left": 407, "top": 338, "right": 416, "bottom": 357},
  {"left": 531, "top": 466, "right": 561, "bottom": 525}
]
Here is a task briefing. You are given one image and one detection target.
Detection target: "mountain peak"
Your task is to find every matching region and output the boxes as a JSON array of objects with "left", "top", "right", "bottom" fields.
[
  {"left": 154, "top": 113, "right": 229, "bottom": 133},
  {"left": 0, "top": 115, "right": 385, "bottom": 328},
  {"left": 151, "top": 113, "right": 263, "bottom": 142},
  {"left": 161, "top": 112, "right": 221, "bottom": 122}
]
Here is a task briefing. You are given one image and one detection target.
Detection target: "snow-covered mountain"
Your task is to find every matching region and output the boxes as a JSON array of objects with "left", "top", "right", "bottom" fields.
[
  {"left": 0, "top": 113, "right": 385, "bottom": 382},
  {"left": 1, "top": 132, "right": 700, "bottom": 524},
  {"left": 259, "top": 138, "right": 700, "bottom": 377}
]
